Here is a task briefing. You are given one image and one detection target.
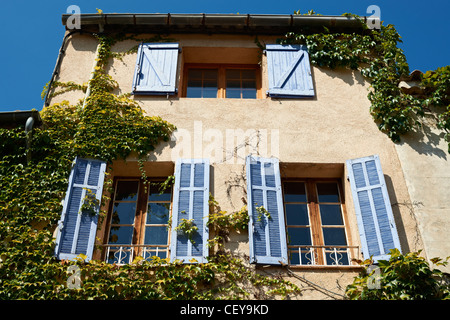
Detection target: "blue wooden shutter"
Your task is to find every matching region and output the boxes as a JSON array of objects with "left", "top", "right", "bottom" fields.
[
  {"left": 346, "top": 155, "right": 402, "bottom": 262},
  {"left": 132, "top": 43, "right": 180, "bottom": 95},
  {"left": 170, "top": 159, "right": 210, "bottom": 263},
  {"left": 54, "top": 158, "right": 107, "bottom": 262},
  {"left": 266, "top": 44, "right": 314, "bottom": 98},
  {"left": 246, "top": 155, "right": 288, "bottom": 265}
]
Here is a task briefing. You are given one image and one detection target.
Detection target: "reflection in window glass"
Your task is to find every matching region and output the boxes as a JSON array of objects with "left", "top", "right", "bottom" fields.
[
  {"left": 283, "top": 180, "right": 350, "bottom": 266},
  {"left": 317, "top": 183, "right": 340, "bottom": 203},
  {"left": 325, "top": 251, "right": 349, "bottom": 266},
  {"left": 287, "top": 227, "right": 311, "bottom": 246},
  {"left": 319, "top": 204, "right": 343, "bottom": 225},
  {"left": 283, "top": 182, "right": 307, "bottom": 202},
  {"left": 143, "top": 183, "right": 171, "bottom": 252},
  {"left": 186, "top": 69, "right": 218, "bottom": 98},
  {"left": 115, "top": 181, "right": 139, "bottom": 201},
  {"left": 323, "top": 228, "right": 347, "bottom": 246},
  {"left": 285, "top": 204, "right": 309, "bottom": 226},
  {"left": 108, "top": 226, "right": 134, "bottom": 245},
  {"left": 147, "top": 203, "right": 170, "bottom": 224},
  {"left": 106, "top": 178, "right": 173, "bottom": 264},
  {"left": 226, "top": 69, "right": 256, "bottom": 99},
  {"left": 112, "top": 203, "right": 136, "bottom": 225},
  {"left": 144, "top": 226, "right": 168, "bottom": 245}
]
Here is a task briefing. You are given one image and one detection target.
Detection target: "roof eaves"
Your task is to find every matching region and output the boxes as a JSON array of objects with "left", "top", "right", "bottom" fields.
[{"left": 61, "top": 13, "right": 369, "bottom": 35}]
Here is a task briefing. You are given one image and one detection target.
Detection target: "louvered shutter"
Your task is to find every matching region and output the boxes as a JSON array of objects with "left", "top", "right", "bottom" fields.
[
  {"left": 132, "top": 43, "right": 180, "bottom": 95},
  {"left": 246, "top": 155, "right": 288, "bottom": 265},
  {"left": 346, "top": 155, "right": 402, "bottom": 262},
  {"left": 266, "top": 44, "right": 314, "bottom": 98},
  {"left": 55, "top": 157, "right": 106, "bottom": 262},
  {"left": 170, "top": 159, "right": 210, "bottom": 263}
]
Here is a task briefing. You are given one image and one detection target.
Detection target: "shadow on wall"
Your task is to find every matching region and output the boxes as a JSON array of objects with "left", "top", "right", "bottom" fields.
[
  {"left": 384, "top": 174, "right": 425, "bottom": 255},
  {"left": 384, "top": 174, "right": 410, "bottom": 255},
  {"left": 397, "top": 116, "right": 448, "bottom": 160}
]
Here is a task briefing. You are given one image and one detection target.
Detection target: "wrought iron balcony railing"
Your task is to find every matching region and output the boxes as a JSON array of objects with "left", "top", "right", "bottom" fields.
[
  {"left": 102, "top": 244, "right": 169, "bottom": 265},
  {"left": 288, "top": 245, "right": 360, "bottom": 267}
]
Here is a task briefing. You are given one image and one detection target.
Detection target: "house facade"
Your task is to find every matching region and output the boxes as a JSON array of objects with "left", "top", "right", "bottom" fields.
[{"left": 47, "top": 13, "right": 435, "bottom": 299}]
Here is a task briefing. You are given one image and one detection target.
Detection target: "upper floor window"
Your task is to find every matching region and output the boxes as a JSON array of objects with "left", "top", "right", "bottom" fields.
[
  {"left": 131, "top": 43, "right": 315, "bottom": 99},
  {"left": 183, "top": 64, "right": 259, "bottom": 99}
]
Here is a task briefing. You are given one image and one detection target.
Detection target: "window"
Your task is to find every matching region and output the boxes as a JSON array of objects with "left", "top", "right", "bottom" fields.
[
  {"left": 183, "top": 64, "right": 260, "bottom": 99},
  {"left": 105, "top": 178, "right": 172, "bottom": 264},
  {"left": 283, "top": 180, "right": 351, "bottom": 266}
]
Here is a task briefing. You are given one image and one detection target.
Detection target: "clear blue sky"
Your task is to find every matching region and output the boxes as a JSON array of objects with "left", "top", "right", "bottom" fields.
[{"left": 0, "top": 0, "right": 448, "bottom": 112}]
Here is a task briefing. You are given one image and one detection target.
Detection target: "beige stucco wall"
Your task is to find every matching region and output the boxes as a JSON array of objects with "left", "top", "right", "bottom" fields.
[
  {"left": 48, "top": 32, "right": 426, "bottom": 299},
  {"left": 394, "top": 114, "right": 450, "bottom": 273}
]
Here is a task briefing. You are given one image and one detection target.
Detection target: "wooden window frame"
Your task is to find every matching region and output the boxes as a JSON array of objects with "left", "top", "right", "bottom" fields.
[
  {"left": 282, "top": 178, "right": 356, "bottom": 268},
  {"left": 102, "top": 177, "right": 173, "bottom": 263},
  {"left": 181, "top": 63, "right": 262, "bottom": 99}
]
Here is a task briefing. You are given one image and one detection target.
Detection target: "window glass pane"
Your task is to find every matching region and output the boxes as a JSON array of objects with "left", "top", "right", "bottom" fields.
[
  {"left": 226, "top": 80, "right": 241, "bottom": 89},
  {"left": 242, "top": 80, "right": 256, "bottom": 89},
  {"left": 226, "top": 69, "right": 241, "bottom": 79},
  {"left": 203, "top": 69, "right": 218, "bottom": 80},
  {"left": 111, "top": 203, "right": 136, "bottom": 225},
  {"left": 319, "top": 204, "right": 343, "bottom": 225},
  {"left": 143, "top": 250, "right": 167, "bottom": 260},
  {"left": 226, "top": 89, "right": 241, "bottom": 99},
  {"left": 188, "top": 69, "right": 202, "bottom": 79},
  {"left": 283, "top": 182, "right": 307, "bottom": 202},
  {"left": 148, "top": 184, "right": 172, "bottom": 202},
  {"left": 115, "top": 181, "right": 139, "bottom": 201},
  {"left": 187, "top": 79, "right": 202, "bottom": 88},
  {"left": 241, "top": 69, "right": 256, "bottom": 80},
  {"left": 147, "top": 203, "right": 170, "bottom": 224},
  {"left": 285, "top": 204, "right": 309, "bottom": 226},
  {"left": 322, "top": 227, "right": 347, "bottom": 246},
  {"left": 317, "top": 183, "right": 340, "bottom": 203},
  {"left": 107, "top": 247, "right": 133, "bottom": 264},
  {"left": 287, "top": 227, "right": 311, "bottom": 245},
  {"left": 144, "top": 226, "right": 168, "bottom": 245},
  {"left": 108, "top": 226, "right": 134, "bottom": 244},
  {"left": 242, "top": 89, "right": 256, "bottom": 99},
  {"left": 203, "top": 80, "right": 217, "bottom": 88},
  {"left": 325, "top": 251, "right": 349, "bottom": 266},
  {"left": 202, "top": 88, "right": 218, "bottom": 98},
  {"left": 289, "top": 250, "right": 300, "bottom": 265},
  {"left": 186, "top": 87, "right": 202, "bottom": 98},
  {"left": 186, "top": 69, "right": 218, "bottom": 98}
]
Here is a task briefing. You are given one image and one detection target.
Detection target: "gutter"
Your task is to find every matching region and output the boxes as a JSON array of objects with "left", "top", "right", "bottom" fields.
[
  {"left": 43, "top": 29, "right": 97, "bottom": 107},
  {"left": 0, "top": 110, "right": 42, "bottom": 128},
  {"left": 61, "top": 13, "right": 370, "bottom": 34},
  {"left": 0, "top": 110, "right": 42, "bottom": 164}
]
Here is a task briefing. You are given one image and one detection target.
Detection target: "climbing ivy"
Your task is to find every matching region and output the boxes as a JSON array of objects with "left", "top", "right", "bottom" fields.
[
  {"left": 282, "top": 14, "right": 450, "bottom": 152},
  {"left": 2, "top": 11, "right": 449, "bottom": 300},
  {"left": 346, "top": 249, "right": 450, "bottom": 300},
  {"left": 0, "top": 33, "right": 300, "bottom": 300}
]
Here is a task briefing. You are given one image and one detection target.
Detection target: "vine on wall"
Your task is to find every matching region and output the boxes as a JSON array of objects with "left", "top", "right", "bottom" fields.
[
  {"left": 282, "top": 14, "right": 450, "bottom": 152},
  {"left": 1, "top": 11, "right": 449, "bottom": 300},
  {"left": 0, "top": 33, "right": 300, "bottom": 300}
]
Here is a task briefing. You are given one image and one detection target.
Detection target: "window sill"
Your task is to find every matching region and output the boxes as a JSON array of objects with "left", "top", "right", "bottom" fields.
[{"left": 286, "top": 264, "right": 363, "bottom": 271}]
